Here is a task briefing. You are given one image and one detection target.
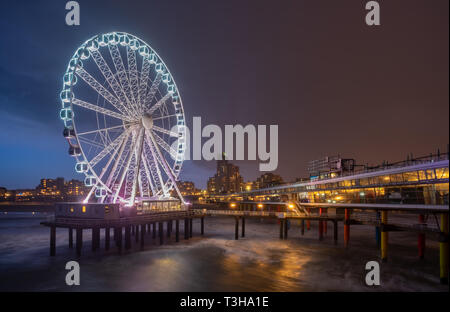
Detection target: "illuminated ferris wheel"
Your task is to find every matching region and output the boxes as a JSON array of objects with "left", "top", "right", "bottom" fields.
[{"left": 59, "top": 32, "right": 186, "bottom": 206}]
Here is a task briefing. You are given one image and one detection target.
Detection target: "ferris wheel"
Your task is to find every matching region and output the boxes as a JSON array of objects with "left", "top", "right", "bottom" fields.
[{"left": 59, "top": 32, "right": 186, "bottom": 206}]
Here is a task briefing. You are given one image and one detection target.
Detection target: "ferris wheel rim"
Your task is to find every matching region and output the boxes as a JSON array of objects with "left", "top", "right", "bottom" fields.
[{"left": 61, "top": 31, "right": 186, "bottom": 204}]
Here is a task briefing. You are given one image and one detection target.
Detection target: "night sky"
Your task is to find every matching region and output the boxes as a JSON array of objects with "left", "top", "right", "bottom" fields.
[{"left": 0, "top": 0, "right": 448, "bottom": 189}]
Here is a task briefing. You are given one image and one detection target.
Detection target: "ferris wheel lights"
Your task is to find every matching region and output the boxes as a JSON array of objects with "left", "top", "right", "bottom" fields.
[
  {"left": 119, "top": 34, "right": 129, "bottom": 46},
  {"left": 155, "top": 63, "right": 165, "bottom": 73},
  {"left": 98, "top": 34, "right": 108, "bottom": 47},
  {"left": 77, "top": 47, "right": 90, "bottom": 60},
  {"left": 68, "top": 58, "right": 83, "bottom": 70},
  {"left": 60, "top": 107, "right": 73, "bottom": 120},
  {"left": 129, "top": 39, "right": 140, "bottom": 51},
  {"left": 75, "top": 161, "right": 88, "bottom": 173},
  {"left": 87, "top": 39, "right": 99, "bottom": 51},
  {"left": 84, "top": 176, "right": 97, "bottom": 187},
  {"left": 149, "top": 53, "right": 158, "bottom": 64},
  {"left": 108, "top": 33, "right": 119, "bottom": 45},
  {"left": 60, "top": 90, "right": 74, "bottom": 103},
  {"left": 167, "top": 84, "right": 176, "bottom": 94},
  {"left": 63, "top": 73, "right": 77, "bottom": 86},
  {"left": 162, "top": 73, "right": 171, "bottom": 83},
  {"left": 138, "top": 46, "right": 150, "bottom": 57}
]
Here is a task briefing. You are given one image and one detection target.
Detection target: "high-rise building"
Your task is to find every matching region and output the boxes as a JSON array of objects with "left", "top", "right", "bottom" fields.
[
  {"left": 255, "top": 173, "right": 284, "bottom": 189},
  {"left": 207, "top": 153, "right": 243, "bottom": 194}
]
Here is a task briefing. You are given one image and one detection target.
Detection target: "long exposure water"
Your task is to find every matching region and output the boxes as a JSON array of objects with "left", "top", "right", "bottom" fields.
[{"left": 0, "top": 211, "right": 447, "bottom": 291}]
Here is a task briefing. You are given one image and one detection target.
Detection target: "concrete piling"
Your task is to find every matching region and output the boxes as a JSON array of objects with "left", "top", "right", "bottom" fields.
[
  {"left": 242, "top": 217, "right": 245, "bottom": 238},
  {"left": 440, "top": 213, "right": 449, "bottom": 285},
  {"left": 344, "top": 208, "right": 350, "bottom": 248},
  {"left": 235, "top": 217, "right": 239, "bottom": 240},
  {"left": 381, "top": 211, "right": 388, "bottom": 262},
  {"left": 68, "top": 227, "right": 73, "bottom": 249},
  {"left": 140, "top": 224, "right": 145, "bottom": 250},
  {"left": 176, "top": 219, "right": 180, "bottom": 242},
  {"left": 301, "top": 219, "right": 305, "bottom": 236},
  {"left": 76, "top": 228, "right": 83, "bottom": 256},
  {"left": 159, "top": 222, "right": 163, "bottom": 245},
  {"left": 50, "top": 226, "right": 56, "bottom": 256},
  {"left": 189, "top": 218, "right": 193, "bottom": 238},
  {"left": 333, "top": 220, "right": 338, "bottom": 244},
  {"left": 201, "top": 217, "right": 204, "bottom": 235},
  {"left": 418, "top": 214, "right": 425, "bottom": 259},
  {"left": 105, "top": 227, "right": 110, "bottom": 251}
]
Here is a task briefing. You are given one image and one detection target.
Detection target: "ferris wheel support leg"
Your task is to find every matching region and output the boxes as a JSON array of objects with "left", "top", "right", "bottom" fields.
[
  {"left": 114, "top": 131, "right": 138, "bottom": 203},
  {"left": 129, "top": 128, "right": 145, "bottom": 206},
  {"left": 147, "top": 130, "right": 185, "bottom": 203}
]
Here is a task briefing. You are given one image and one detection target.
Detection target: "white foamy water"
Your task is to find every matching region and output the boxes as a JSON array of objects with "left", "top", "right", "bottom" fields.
[{"left": 0, "top": 213, "right": 447, "bottom": 291}]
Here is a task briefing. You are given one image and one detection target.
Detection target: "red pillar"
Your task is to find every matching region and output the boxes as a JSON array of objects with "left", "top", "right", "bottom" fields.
[{"left": 306, "top": 208, "right": 311, "bottom": 230}]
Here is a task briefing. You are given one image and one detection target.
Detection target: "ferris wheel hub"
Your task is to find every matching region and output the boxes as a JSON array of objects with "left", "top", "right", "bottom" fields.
[{"left": 141, "top": 113, "right": 154, "bottom": 130}]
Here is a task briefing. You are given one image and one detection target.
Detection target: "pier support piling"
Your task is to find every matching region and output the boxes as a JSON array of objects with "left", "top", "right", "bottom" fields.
[
  {"left": 152, "top": 223, "right": 156, "bottom": 239},
  {"left": 440, "top": 213, "right": 449, "bottom": 285},
  {"left": 50, "top": 226, "right": 56, "bottom": 256},
  {"left": 68, "top": 227, "right": 73, "bottom": 249},
  {"left": 381, "top": 211, "right": 388, "bottom": 262},
  {"left": 344, "top": 208, "right": 350, "bottom": 248},
  {"left": 301, "top": 219, "right": 305, "bottom": 236},
  {"left": 167, "top": 221, "right": 171, "bottom": 238},
  {"left": 76, "top": 228, "right": 83, "bottom": 256},
  {"left": 279, "top": 219, "right": 284, "bottom": 239},
  {"left": 418, "top": 214, "right": 425, "bottom": 259},
  {"left": 284, "top": 219, "right": 288, "bottom": 239},
  {"left": 176, "top": 219, "right": 180, "bottom": 242},
  {"left": 242, "top": 217, "right": 245, "bottom": 238},
  {"left": 235, "top": 217, "right": 239, "bottom": 240},
  {"left": 318, "top": 219, "right": 324, "bottom": 241},
  {"left": 333, "top": 221, "right": 338, "bottom": 244},
  {"left": 117, "top": 227, "right": 122, "bottom": 253},
  {"left": 189, "top": 218, "right": 193, "bottom": 238},
  {"left": 105, "top": 227, "right": 110, "bottom": 251},
  {"left": 184, "top": 219, "right": 189, "bottom": 240},
  {"left": 135, "top": 224, "right": 140, "bottom": 243},
  {"left": 140, "top": 224, "right": 145, "bottom": 250},
  {"left": 125, "top": 226, "right": 131, "bottom": 250},
  {"left": 159, "top": 222, "right": 164, "bottom": 245},
  {"left": 201, "top": 217, "right": 204, "bottom": 235}
]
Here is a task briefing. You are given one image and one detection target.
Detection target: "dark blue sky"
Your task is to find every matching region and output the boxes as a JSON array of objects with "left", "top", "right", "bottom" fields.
[{"left": 0, "top": 0, "right": 448, "bottom": 189}]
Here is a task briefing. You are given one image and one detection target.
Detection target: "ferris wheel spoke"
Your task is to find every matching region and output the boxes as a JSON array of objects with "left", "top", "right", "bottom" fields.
[
  {"left": 104, "top": 132, "right": 131, "bottom": 192},
  {"left": 128, "top": 128, "right": 145, "bottom": 205},
  {"left": 89, "top": 130, "right": 129, "bottom": 168},
  {"left": 151, "top": 131, "right": 178, "bottom": 159},
  {"left": 152, "top": 114, "right": 177, "bottom": 121},
  {"left": 72, "top": 98, "right": 133, "bottom": 122},
  {"left": 147, "top": 93, "right": 172, "bottom": 115},
  {"left": 113, "top": 130, "right": 139, "bottom": 203},
  {"left": 90, "top": 49, "right": 136, "bottom": 117},
  {"left": 108, "top": 44, "right": 137, "bottom": 114},
  {"left": 82, "top": 134, "right": 123, "bottom": 203},
  {"left": 142, "top": 72, "right": 162, "bottom": 112},
  {"left": 144, "top": 132, "right": 167, "bottom": 197},
  {"left": 147, "top": 130, "right": 184, "bottom": 200},
  {"left": 78, "top": 136, "right": 106, "bottom": 149},
  {"left": 152, "top": 125, "right": 179, "bottom": 137},
  {"left": 141, "top": 150, "right": 156, "bottom": 196},
  {"left": 138, "top": 55, "right": 151, "bottom": 114},
  {"left": 75, "top": 68, "right": 130, "bottom": 117},
  {"left": 126, "top": 46, "right": 140, "bottom": 113},
  {"left": 77, "top": 124, "right": 126, "bottom": 136}
]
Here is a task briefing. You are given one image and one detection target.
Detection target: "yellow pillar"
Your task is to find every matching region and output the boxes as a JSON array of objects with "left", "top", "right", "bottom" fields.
[
  {"left": 440, "top": 213, "right": 449, "bottom": 284},
  {"left": 381, "top": 211, "right": 388, "bottom": 262}
]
